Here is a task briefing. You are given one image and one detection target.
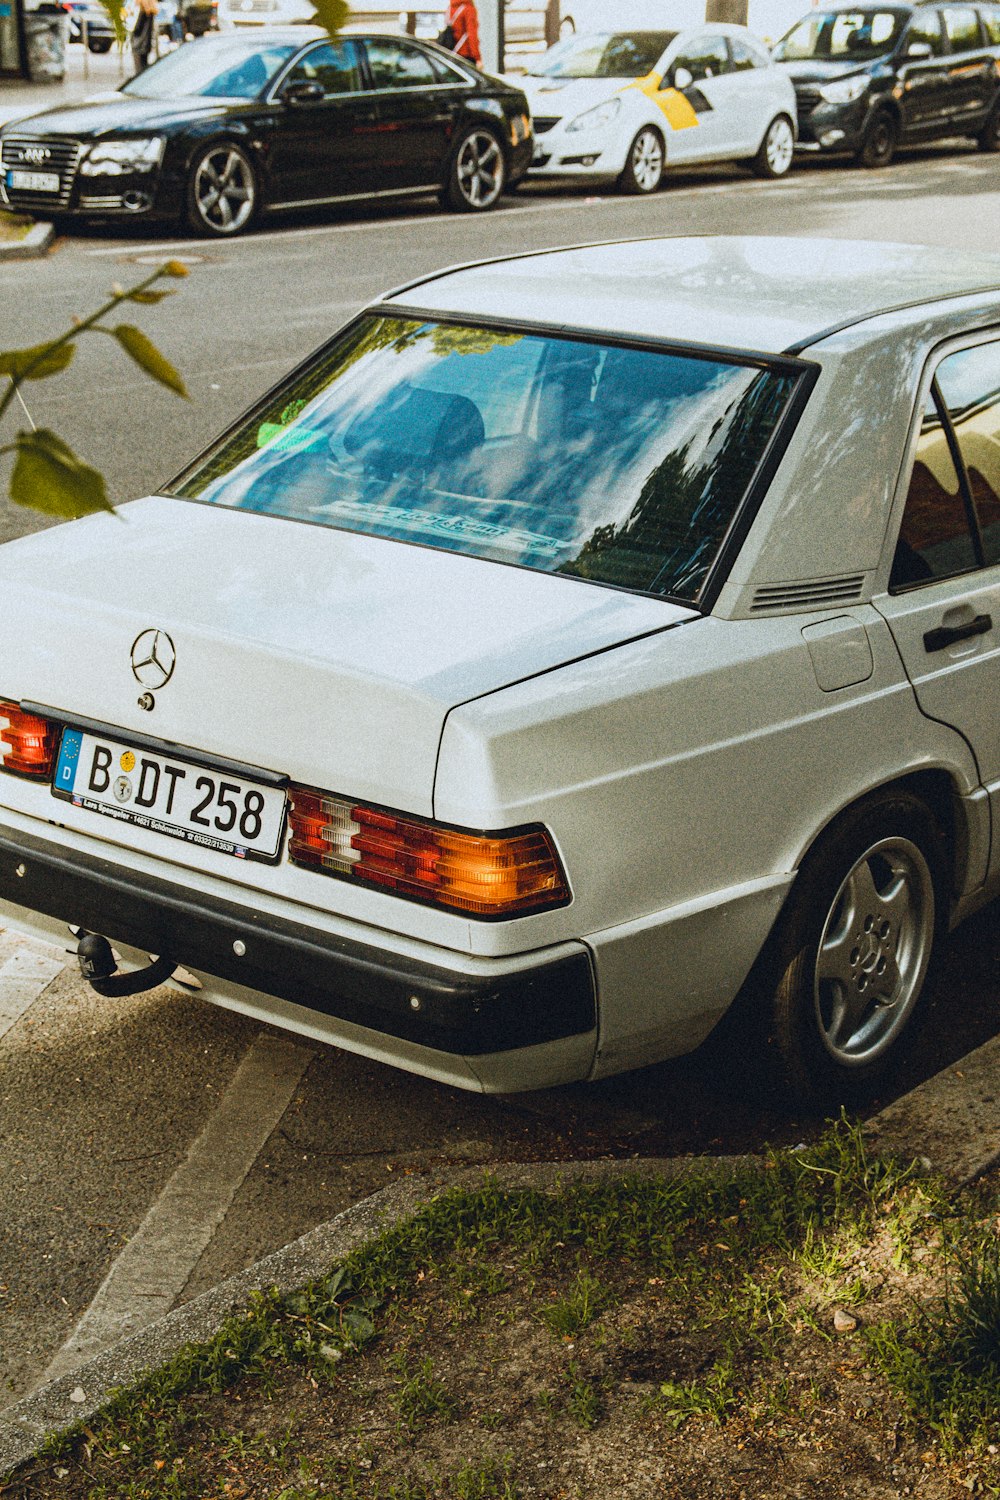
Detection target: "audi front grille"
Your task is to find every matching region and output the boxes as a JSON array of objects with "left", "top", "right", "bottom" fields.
[{"left": 0, "top": 134, "right": 85, "bottom": 211}]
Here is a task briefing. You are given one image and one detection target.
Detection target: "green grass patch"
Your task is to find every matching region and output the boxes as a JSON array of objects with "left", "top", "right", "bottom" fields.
[{"left": 9, "top": 1120, "right": 998, "bottom": 1500}]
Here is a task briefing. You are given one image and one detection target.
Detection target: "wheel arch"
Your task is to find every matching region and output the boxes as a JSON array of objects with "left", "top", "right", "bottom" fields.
[{"left": 789, "top": 766, "right": 969, "bottom": 913}]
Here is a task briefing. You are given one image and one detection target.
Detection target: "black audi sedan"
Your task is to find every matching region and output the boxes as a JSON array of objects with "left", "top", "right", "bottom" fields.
[{"left": 0, "top": 29, "right": 533, "bottom": 235}]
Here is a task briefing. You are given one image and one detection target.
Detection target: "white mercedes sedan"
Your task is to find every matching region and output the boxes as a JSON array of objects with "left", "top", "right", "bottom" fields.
[
  {"left": 519, "top": 27, "right": 797, "bottom": 190},
  {"left": 2, "top": 237, "right": 1000, "bottom": 1107}
]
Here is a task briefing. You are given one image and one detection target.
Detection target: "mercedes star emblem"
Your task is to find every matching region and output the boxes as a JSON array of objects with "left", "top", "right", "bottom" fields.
[{"left": 130, "top": 629, "right": 176, "bottom": 689}]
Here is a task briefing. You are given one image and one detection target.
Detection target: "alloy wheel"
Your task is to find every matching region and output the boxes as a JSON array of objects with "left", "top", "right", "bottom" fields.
[
  {"left": 764, "top": 117, "right": 794, "bottom": 176},
  {"left": 813, "top": 835, "right": 934, "bottom": 1066},
  {"left": 455, "top": 130, "right": 504, "bottom": 210},
  {"left": 193, "top": 145, "right": 256, "bottom": 235},
  {"left": 629, "top": 129, "right": 663, "bottom": 192}
]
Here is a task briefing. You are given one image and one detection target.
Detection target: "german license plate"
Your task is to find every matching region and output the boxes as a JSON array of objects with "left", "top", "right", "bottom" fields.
[
  {"left": 7, "top": 169, "right": 60, "bottom": 193},
  {"left": 52, "top": 728, "right": 286, "bottom": 862}
]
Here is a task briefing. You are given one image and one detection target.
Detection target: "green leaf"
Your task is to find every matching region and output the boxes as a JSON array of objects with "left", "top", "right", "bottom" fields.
[
  {"left": 112, "top": 323, "right": 188, "bottom": 397},
  {"left": 125, "top": 289, "right": 175, "bottom": 305},
  {"left": 95, "top": 0, "right": 126, "bottom": 44},
  {"left": 309, "top": 0, "right": 348, "bottom": 40},
  {"left": 9, "top": 428, "right": 113, "bottom": 518},
  {"left": 0, "top": 340, "right": 75, "bottom": 381}
]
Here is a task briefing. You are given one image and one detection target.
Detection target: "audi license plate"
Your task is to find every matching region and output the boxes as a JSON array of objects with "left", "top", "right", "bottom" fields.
[
  {"left": 52, "top": 728, "right": 286, "bottom": 862},
  {"left": 7, "top": 169, "right": 60, "bottom": 193}
]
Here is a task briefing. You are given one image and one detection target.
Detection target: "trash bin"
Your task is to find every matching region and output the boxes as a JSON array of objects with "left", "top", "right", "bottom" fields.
[{"left": 23, "top": 5, "right": 69, "bottom": 81}]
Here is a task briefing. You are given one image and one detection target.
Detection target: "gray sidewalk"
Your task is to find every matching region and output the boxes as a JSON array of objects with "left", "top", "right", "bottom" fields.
[{"left": 0, "top": 42, "right": 132, "bottom": 127}]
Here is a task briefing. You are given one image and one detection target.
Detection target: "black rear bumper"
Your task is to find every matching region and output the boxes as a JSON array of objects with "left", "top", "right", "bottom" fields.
[{"left": 0, "top": 823, "right": 595, "bottom": 1056}]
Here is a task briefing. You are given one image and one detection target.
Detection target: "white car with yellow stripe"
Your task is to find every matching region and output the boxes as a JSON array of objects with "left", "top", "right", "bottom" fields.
[{"left": 521, "top": 26, "right": 797, "bottom": 190}]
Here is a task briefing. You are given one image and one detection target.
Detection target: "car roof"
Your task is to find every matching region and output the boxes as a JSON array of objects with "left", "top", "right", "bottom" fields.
[{"left": 386, "top": 237, "right": 1000, "bottom": 355}]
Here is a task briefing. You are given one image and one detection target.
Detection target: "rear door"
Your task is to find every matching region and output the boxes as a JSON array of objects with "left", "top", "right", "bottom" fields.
[
  {"left": 360, "top": 36, "right": 465, "bottom": 187},
  {"left": 941, "top": 5, "right": 996, "bottom": 128},
  {"left": 726, "top": 34, "right": 788, "bottom": 149},
  {"left": 875, "top": 336, "right": 1000, "bottom": 796}
]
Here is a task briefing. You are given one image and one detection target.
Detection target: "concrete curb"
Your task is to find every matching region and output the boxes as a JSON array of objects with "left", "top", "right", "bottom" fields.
[
  {"left": 1, "top": 1033, "right": 997, "bottom": 1480},
  {"left": 0, "top": 222, "right": 55, "bottom": 261}
]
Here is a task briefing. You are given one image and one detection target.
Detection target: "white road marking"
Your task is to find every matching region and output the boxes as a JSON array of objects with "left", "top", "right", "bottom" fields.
[
  {"left": 0, "top": 940, "right": 66, "bottom": 1043},
  {"left": 44, "top": 1031, "right": 314, "bottom": 1379},
  {"left": 83, "top": 193, "right": 613, "bottom": 257}
]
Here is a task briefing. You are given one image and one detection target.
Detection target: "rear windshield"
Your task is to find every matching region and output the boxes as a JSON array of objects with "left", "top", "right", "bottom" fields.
[
  {"left": 773, "top": 9, "right": 905, "bottom": 60},
  {"left": 174, "top": 317, "right": 800, "bottom": 604},
  {"left": 530, "top": 31, "right": 676, "bottom": 77}
]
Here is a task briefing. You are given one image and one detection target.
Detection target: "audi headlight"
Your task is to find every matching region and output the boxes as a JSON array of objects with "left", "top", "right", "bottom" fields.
[
  {"left": 817, "top": 75, "right": 868, "bottom": 104},
  {"left": 566, "top": 97, "right": 622, "bottom": 133},
  {"left": 80, "top": 137, "right": 165, "bottom": 176}
]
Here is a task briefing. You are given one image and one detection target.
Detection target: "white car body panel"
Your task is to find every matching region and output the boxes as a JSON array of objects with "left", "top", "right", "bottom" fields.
[
  {"left": 4, "top": 236, "right": 1000, "bottom": 1092},
  {"left": 519, "top": 25, "right": 796, "bottom": 180}
]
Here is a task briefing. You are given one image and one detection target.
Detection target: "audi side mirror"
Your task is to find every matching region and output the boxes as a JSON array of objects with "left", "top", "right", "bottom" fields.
[
  {"left": 671, "top": 65, "right": 694, "bottom": 90},
  {"left": 281, "top": 80, "right": 324, "bottom": 105},
  {"left": 905, "top": 40, "right": 933, "bottom": 58}
]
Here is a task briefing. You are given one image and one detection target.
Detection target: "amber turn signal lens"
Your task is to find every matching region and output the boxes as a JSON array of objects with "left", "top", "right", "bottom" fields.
[
  {"left": 0, "top": 700, "right": 60, "bottom": 780},
  {"left": 288, "top": 787, "right": 570, "bottom": 919}
]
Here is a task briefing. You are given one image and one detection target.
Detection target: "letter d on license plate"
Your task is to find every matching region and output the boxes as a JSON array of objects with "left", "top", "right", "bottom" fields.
[{"left": 53, "top": 728, "right": 287, "bottom": 862}]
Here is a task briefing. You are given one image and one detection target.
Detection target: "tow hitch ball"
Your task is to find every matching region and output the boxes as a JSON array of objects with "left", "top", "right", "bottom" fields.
[{"left": 75, "top": 930, "right": 177, "bottom": 998}]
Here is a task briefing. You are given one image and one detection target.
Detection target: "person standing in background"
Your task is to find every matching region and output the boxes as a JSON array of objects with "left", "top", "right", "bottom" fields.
[
  {"left": 447, "top": 0, "right": 481, "bottom": 65},
  {"left": 131, "top": 0, "right": 159, "bottom": 69}
]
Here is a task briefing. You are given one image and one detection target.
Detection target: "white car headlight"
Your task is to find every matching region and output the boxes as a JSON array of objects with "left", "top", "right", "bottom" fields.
[
  {"left": 566, "top": 96, "right": 622, "bottom": 133},
  {"left": 80, "top": 137, "right": 165, "bottom": 176},
  {"left": 817, "top": 76, "right": 868, "bottom": 104}
]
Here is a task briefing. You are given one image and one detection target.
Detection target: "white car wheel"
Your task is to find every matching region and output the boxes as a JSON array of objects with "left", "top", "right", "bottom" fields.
[
  {"left": 752, "top": 114, "right": 795, "bottom": 179},
  {"left": 618, "top": 127, "right": 664, "bottom": 195}
]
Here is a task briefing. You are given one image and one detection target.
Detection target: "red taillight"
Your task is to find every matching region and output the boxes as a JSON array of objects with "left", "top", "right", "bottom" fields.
[
  {"left": 288, "top": 788, "right": 569, "bottom": 919},
  {"left": 0, "top": 701, "right": 60, "bottom": 780}
]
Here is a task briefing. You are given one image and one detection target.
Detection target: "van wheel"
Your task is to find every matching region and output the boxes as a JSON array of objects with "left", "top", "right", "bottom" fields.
[
  {"left": 765, "top": 791, "right": 945, "bottom": 1108},
  {"left": 977, "top": 103, "right": 1000, "bottom": 152},
  {"left": 856, "top": 109, "right": 897, "bottom": 168}
]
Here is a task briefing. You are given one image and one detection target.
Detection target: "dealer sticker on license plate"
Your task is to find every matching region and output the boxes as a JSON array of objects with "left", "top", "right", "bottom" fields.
[
  {"left": 7, "top": 169, "right": 60, "bottom": 193},
  {"left": 52, "top": 728, "right": 287, "bottom": 862}
]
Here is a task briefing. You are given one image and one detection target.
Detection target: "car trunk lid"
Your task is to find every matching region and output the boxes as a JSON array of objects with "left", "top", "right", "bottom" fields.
[{"left": 1, "top": 497, "right": 693, "bottom": 818}]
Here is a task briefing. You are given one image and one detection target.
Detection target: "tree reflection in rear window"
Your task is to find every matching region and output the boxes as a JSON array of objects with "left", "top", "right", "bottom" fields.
[{"left": 174, "top": 317, "right": 800, "bottom": 603}]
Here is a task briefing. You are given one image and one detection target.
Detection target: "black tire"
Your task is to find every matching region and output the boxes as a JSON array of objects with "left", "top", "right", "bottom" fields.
[
  {"left": 617, "top": 126, "right": 664, "bottom": 194},
  {"left": 977, "top": 102, "right": 1000, "bottom": 152},
  {"left": 856, "top": 108, "right": 897, "bottom": 168},
  {"left": 444, "top": 126, "right": 506, "bottom": 212},
  {"left": 763, "top": 790, "right": 946, "bottom": 1109},
  {"left": 185, "top": 141, "right": 258, "bottom": 237},
  {"left": 88, "top": 36, "right": 112, "bottom": 51},
  {"left": 751, "top": 113, "right": 795, "bottom": 178}
]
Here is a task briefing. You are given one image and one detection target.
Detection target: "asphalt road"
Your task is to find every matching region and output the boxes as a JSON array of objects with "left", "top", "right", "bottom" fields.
[{"left": 1, "top": 149, "right": 999, "bottom": 1412}]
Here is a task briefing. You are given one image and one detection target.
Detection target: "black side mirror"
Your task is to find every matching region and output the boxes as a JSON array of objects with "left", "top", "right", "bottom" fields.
[{"left": 282, "top": 79, "right": 324, "bottom": 105}]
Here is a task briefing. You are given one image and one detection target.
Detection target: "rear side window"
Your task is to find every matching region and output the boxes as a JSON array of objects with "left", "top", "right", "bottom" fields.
[
  {"left": 936, "top": 341, "right": 1000, "bottom": 564},
  {"left": 729, "top": 36, "right": 765, "bottom": 68},
  {"left": 363, "top": 39, "right": 438, "bottom": 88},
  {"left": 942, "top": 6, "right": 984, "bottom": 46},
  {"left": 891, "top": 391, "right": 977, "bottom": 587},
  {"left": 905, "top": 9, "right": 945, "bottom": 53},
  {"left": 174, "top": 316, "right": 803, "bottom": 605}
]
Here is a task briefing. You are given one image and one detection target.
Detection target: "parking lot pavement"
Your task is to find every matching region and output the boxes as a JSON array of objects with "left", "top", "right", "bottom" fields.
[{"left": 1, "top": 892, "right": 998, "bottom": 1412}]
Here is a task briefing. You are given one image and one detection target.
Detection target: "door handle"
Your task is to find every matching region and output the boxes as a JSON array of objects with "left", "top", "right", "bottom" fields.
[{"left": 923, "top": 613, "right": 993, "bottom": 652}]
